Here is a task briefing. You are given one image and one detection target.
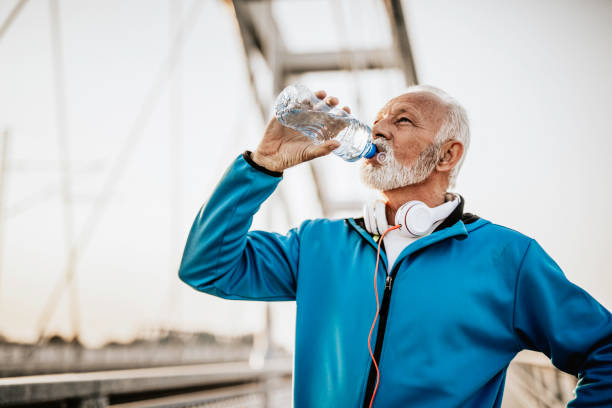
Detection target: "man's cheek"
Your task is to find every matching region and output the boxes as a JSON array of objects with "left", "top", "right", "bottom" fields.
[{"left": 393, "top": 152, "right": 411, "bottom": 166}]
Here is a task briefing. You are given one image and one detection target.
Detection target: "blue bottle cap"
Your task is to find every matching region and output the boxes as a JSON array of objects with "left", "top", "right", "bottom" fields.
[{"left": 363, "top": 143, "right": 377, "bottom": 159}]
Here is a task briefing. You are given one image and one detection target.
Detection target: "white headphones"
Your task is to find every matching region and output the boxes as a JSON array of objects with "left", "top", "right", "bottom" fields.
[{"left": 362, "top": 194, "right": 461, "bottom": 238}]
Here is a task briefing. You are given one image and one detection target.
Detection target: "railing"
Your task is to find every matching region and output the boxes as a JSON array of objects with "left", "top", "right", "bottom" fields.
[
  {"left": 0, "top": 352, "right": 579, "bottom": 407},
  {"left": 0, "top": 359, "right": 292, "bottom": 408}
]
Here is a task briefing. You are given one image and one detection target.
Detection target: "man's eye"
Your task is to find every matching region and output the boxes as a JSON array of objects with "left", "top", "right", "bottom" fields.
[{"left": 398, "top": 117, "right": 413, "bottom": 124}]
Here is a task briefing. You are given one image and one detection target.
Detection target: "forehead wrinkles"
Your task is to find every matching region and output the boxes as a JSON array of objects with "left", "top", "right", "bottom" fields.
[
  {"left": 376, "top": 94, "right": 448, "bottom": 128},
  {"left": 376, "top": 103, "right": 420, "bottom": 121},
  {"left": 376, "top": 108, "right": 422, "bottom": 129}
]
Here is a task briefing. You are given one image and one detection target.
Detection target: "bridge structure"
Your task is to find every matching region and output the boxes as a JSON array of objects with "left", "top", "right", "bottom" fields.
[
  {"left": 0, "top": 1, "right": 580, "bottom": 407},
  {"left": 0, "top": 359, "right": 292, "bottom": 408}
]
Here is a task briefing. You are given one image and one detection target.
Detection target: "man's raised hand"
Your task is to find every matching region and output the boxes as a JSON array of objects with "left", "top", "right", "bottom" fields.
[{"left": 251, "top": 90, "right": 351, "bottom": 172}]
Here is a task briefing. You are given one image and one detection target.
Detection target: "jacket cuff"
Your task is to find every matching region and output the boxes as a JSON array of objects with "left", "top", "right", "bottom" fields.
[{"left": 242, "top": 150, "right": 283, "bottom": 178}]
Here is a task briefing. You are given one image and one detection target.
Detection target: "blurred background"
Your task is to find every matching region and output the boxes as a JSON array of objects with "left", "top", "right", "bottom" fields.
[{"left": 0, "top": 0, "right": 610, "bottom": 406}]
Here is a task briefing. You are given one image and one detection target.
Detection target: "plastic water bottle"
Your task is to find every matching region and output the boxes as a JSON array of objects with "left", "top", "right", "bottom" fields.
[{"left": 274, "top": 83, "right": 377, "bottom": 162}]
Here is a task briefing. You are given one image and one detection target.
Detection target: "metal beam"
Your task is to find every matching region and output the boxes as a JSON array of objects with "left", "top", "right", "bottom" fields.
[
  {"left": 231, "top": 0, "right": 269, "bottom": 119},
  {"left": 232, "top": 0, "right": 287, "bottom": 110},
  {"left": 231, "top": 0, "right": 421, "bottom": 218},
  {"left": 282, "top": 49, "right": 398, "bottom": 75},
  {"left": 0, "top": 0, "right": 29, "bottom": 42},
  {"left": 383, "top": 0, "right": 418, "bottom": 85},
  {"left": 49, "top": 0, "right": 80, "bottom": 342},
  {"left": 231, "top": 0, "right": 347, "bottom": 219}
]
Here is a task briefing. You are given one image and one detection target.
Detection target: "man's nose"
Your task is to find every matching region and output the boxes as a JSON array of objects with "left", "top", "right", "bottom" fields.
[{"left": 372, "top": 122, "right": 391, "bottom": 140}]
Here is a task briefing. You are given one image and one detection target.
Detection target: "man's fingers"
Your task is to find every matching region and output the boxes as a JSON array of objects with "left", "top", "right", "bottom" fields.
[
  {"left": 314, "top": 90, "right": 342, "bottom": 109},
  {"left": 324, "top": 96, "right": 339, "bottom": 106},
  {"left": 314, "top": 90, "right": 327, "bottom": 100},
  {"left": 342, "top": 106, "right": 351, "bottom": 114}
]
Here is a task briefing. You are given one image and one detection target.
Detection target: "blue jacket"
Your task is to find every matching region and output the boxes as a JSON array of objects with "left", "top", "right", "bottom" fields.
[{"left": 179, "top": 152, "right": 612, "bottom": 407}]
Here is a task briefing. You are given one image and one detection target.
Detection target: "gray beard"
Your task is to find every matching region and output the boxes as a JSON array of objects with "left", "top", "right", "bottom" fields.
[{"left": 359, "top": 141, "right": 441, "bottom": 191}]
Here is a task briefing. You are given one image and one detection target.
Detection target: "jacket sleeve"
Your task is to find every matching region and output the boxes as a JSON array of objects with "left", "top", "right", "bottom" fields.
[
  {"left": 178, "top": 152, "right": 299, "bottom": 301},
  {"left": 513, "top": 239, "right": 612, "bottom": 406}
]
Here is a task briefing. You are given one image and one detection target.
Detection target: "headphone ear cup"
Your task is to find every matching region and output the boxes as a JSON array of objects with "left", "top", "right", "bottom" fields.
[
  {"left": 393, "top": 195, "right": 460, "bottom": 238},
  {"left": 396, "top": 200, "right": 433, "bottom": 238},
  {"left": 363, "top": 201, "right": 380, "bottom": 235},
  {"left": 395, "top": 200, "right": 418, "bottom": 236},
  {"left": 374, "top": 200, "right": 388, "bottom": 235},
  {"left": 404, "top": 204, "right": 435, "bottom": 237},
  {"left": 363, "top": 200, "right": 388, "bottom": 235}
]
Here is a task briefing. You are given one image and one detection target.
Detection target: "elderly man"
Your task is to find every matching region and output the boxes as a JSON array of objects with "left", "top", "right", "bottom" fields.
[{"left": 178, "top": 86, "right": 612, "bottom": 407}]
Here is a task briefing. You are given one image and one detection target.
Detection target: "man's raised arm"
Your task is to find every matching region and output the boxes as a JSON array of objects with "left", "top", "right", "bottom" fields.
[
  {"left": 179, "top": 150, "right": 299, "bottom": 300},
  {"left": 178, "top": 91, "right": 345, "bottom": 301}
]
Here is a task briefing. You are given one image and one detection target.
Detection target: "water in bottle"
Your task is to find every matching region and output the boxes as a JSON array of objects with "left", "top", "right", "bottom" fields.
[{"left": 274, "top": 83, "right": 378, "bottom": 162}]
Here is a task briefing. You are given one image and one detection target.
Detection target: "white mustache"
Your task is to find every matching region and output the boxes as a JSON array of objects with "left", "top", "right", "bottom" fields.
[{"left": 373, "top": 139, "right": 389, "bottom": 153}]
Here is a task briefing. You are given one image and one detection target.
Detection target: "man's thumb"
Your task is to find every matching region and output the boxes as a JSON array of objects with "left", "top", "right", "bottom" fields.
[{"left": 308, "top": 140, "right": 340, "bottom": 159}]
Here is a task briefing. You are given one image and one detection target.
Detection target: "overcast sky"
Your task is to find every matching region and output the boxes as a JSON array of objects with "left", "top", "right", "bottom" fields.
[{"left": 0, "top": 0, "right": 611, "bottom": 351}]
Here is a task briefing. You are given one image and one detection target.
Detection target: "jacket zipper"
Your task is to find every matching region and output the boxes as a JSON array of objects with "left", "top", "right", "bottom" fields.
[
  {"left": 345, "top": 219, "right": 401, "bottom": 407},
  {"left": 362, "top": 269, "right": 397, "bottom": 408}
]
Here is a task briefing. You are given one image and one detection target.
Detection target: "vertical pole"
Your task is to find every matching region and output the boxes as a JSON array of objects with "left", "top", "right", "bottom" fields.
[
  {"left": 166, "top": 0, "right": 184, "bottom": 333},
  {"left": 0, "top": 129, "right": 10, "bottom": 310},
  {"left": 49, "top": 0, "right": 79, "bottom": 341}
]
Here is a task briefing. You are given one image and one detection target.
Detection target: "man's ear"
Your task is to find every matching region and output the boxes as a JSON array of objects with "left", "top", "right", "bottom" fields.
[{"left": 437, "top": 140, "right": 463, "bottom": 172}]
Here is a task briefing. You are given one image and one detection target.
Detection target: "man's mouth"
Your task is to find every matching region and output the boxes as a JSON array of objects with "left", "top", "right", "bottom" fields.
[{"left": 368, "top": 143, "right": 390, "bottom": 164}]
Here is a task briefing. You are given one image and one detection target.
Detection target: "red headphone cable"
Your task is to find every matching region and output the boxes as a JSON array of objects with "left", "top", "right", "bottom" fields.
[{"left": 367, "top": 224, "right": 401, "bottom": 408}]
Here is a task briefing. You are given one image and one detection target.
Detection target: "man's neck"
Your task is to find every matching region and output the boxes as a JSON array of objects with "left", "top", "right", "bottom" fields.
[{"left": 382, "top": 174, "right": 449, "bottom": 226}]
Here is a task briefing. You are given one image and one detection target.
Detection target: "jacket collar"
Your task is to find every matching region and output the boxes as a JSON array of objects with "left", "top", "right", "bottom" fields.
[
  {"left": 433, "top": 193, "right": 465, "bottom": 233},
  {"left": 346, "top": 193, "right": 480, "bottom": 269},
  {"left": 346, "top": 217, "right": 468, "bottom": 272}
]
